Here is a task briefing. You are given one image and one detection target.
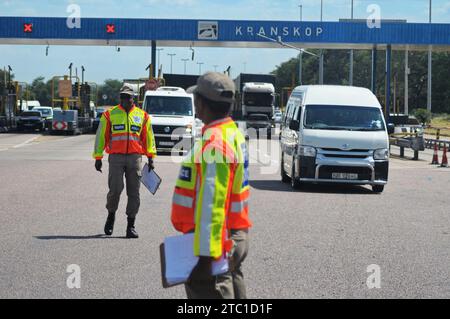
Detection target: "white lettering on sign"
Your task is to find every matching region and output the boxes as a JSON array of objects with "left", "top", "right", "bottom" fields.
[
  {"left": 235, "top": 26, "right": 325, "bottom": 39},
  {"left": 270, "top": 27, "right": 278, "bottom": 36},
  {"left": 305, "top": 27, "right": 312, "bottom": 37},
  {"left": 316, "top": 27, "right": 323, "bottom": 36},
  {"left": 258, "top": 27, "right": 265, "bottom": 36}
]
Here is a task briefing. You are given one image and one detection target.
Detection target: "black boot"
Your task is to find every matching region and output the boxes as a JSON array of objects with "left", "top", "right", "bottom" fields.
[
  {"left": 126, "top": 218, "right": 139, "bottom": 239},
  {"left": 104, "top": 212, "right": 116, "bottom": 236}
]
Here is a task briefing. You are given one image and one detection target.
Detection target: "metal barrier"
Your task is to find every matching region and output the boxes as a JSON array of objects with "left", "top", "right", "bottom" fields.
[
  {"left": 425, "top": 138, "right": 450, "bottom": 150},
  {"left": 390, "top": 132, "right": 425, "bottom": 160}
]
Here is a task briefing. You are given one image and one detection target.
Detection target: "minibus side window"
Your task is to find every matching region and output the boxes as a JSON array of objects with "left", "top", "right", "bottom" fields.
[{"left": 284, "top": 102, "right": 293, "bottom": 126}]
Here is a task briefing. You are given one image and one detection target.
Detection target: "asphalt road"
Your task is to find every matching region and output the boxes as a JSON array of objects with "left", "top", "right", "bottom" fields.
[{"left": 0, "top": 133, "right": 449, "bottom": 299}]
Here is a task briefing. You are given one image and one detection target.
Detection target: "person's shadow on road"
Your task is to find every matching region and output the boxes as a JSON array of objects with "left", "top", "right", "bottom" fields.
[{"left": 34, "top": 234, "right": 127, "bottom": 240}]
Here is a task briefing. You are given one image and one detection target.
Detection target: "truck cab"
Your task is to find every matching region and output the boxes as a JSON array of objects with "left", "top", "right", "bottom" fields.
[
  {"left": 142, "top": 87, "right": 196, "bottom": 154},
  {"left": 242, "top": 82, "right": 275, "bottom": 117},
  {"left": 280, "top": 85, "right": 390, "bottom": 193}
]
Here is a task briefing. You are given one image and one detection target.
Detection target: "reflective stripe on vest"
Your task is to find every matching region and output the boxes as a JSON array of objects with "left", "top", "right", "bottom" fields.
[
  {"left": 172, "top": 193, "right": 194, "bottom": 208},
  {"left": 111, "top": 135, "right": 140, "bottom": 142}
]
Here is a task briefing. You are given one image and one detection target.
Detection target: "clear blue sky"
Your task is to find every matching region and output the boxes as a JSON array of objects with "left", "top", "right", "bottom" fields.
[{"left": 1, "top": 0, "right": 449, "bottom": 84}]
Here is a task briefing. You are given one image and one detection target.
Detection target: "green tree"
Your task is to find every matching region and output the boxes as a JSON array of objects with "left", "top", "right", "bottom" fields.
[
  {"left": 98, "top": 79, "right": 122, "bottom": 106},
  {"left": 413, "top": 108, "right": 432, "bottom": 125},
  {"left": 29, "top": 77, "right": 53, "bottom": 106}
]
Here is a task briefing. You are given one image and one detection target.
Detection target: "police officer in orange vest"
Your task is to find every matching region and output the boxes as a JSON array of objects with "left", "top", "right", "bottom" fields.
[
  {"left": 93, "top": 85, "right": 156, "bottom": 238},
  {"left": 171, "top": 73, "right": 252, "bottom": 299}
]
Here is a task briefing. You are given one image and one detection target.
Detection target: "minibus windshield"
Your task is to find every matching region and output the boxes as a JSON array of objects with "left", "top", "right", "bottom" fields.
[{"left": 304, "top": 105, "right": 385, "bottom": 131}]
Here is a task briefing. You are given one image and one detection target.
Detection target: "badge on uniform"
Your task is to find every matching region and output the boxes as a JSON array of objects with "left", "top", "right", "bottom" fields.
[
  {"left": 130, "top": 125, "right": 141, "bottom": 132},
  {"left": 113, "top": 124, "right": 125, "bottom": 131},
  {"left": 133, "top": 116, "right": 142, "bottom": 124}
]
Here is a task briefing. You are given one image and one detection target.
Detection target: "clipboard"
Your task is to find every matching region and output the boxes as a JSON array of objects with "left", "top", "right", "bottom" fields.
[
  {"left": 159, "top": 234, "right": 229, "bottom": 289},
  {"left": 141, "top": 164, "right": 162, "bottom": 195},
  {"left": 160, "top": 243, "right": 185, "bottom": 288}
]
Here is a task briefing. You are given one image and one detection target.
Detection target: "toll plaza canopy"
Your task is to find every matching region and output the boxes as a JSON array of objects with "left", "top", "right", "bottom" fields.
[{"left": 1, "top": 17, "right": 450, "bottom": 50}]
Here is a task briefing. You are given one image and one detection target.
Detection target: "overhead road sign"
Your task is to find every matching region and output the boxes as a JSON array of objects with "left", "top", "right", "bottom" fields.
[{"left": 1, "top": 17, "right": 450, "bottom": 50}]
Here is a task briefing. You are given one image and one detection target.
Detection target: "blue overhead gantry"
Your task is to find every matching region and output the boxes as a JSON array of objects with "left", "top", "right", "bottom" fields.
[{"left": 1, "top": 16, "right": 450, "bottom": 122}]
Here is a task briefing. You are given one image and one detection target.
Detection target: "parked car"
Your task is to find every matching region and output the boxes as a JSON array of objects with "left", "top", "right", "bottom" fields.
[
  {"left": 389, "top": 114, "right": 424, "bottom": 136},
  {"left": 16, "top": 110, "right": 45, "bottom": 132},
  {"left": 246, "top": 113, "right": 272, "bottom": 139},
  {"left": 32, "top": 106, "right": 53, "bottom": 130},
  {"left": 280, "top": 85, "right": 390, "bottom": 193},
  {"left": 272, "top": 110, "right": 283, "bottom": 124}
]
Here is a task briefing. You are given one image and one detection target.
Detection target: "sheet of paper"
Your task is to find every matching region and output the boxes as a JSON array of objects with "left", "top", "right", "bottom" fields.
[
  {"left": 163, "top": 233, "right": 229, "bottom": 286},
  {"left": 141, "top": 164, "right": 162, "bottom": 195},
  {"left": 164, "top": 233, "right": 199, "bottom": 286}
]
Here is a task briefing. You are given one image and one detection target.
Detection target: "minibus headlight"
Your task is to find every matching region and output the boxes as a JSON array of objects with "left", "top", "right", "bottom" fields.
[
  {"left": 185, "top": 124, "right": 193, "bottom": 134},
  {"left": 374, "top": 148, "right": 389, "bottom": 160},
  {"left": 299, "top": 146, "right": 317, "bottom": 157}
]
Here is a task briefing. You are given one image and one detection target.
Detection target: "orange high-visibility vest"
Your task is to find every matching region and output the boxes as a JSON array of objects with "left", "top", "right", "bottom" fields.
[
  {"left": 171, "top": 117, "right": 252, "bottom": 258},
  {"left": 93, "top": 105, "right": 156, "bottom": 159}
]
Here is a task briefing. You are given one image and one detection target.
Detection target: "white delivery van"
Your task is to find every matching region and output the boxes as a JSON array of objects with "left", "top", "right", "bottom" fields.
[
  {"left": 280, "top": 85, "right": 391, "bottom": 193},
  {"left": 142, "top": 87, "right": 196, "bottom": 153}
]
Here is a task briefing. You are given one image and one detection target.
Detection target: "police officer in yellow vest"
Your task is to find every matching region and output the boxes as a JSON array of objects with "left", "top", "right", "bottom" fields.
[
  {"left": 171, "top": 73, "right": 252, "bottom": 299},
  {"left": 93, "top": 85, "right": 156, "bottom": 238}
]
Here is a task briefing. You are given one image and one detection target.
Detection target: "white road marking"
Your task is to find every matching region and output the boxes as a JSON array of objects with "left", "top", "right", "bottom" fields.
[{"left": 12, "top": 136, "right": 39, "bottom": 149}]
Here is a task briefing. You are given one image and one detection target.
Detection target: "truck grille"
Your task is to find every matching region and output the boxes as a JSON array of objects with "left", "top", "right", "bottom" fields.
[
  {"left": 152, "top": 125, "right": 185, "bottom": 135},
  {"left": 319, "top": 148, "right": 372, "bottom": 159}
]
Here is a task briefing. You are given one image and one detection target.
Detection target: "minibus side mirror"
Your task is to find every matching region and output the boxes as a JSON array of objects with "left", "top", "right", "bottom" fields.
[
  {"left": 387, "top": 123, "right": 395, "bottom": 135},
  {"left": 289, "top": 120, "right": 300, "bottom": 131}
]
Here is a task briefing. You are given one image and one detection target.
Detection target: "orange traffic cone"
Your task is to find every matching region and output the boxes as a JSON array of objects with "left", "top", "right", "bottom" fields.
[
  {"left": 431, "top": 143, "right": 439, "bottom": 165},
  {"left": 441, "top": 145, "right": 448, "bottom": 168}
]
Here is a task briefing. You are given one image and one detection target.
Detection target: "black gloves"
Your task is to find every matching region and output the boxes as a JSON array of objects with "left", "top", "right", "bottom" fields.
[
  {"left": 148, "top": 157, "right": 155, "bottom": 171},
  {"left": 95, "top": 159, "right": 102, "bottom": 173}
]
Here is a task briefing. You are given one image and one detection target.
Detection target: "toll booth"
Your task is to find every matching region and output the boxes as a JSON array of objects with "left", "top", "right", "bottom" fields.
[{"left": 51, "top": 76, "right": 95, "bottom": 135}]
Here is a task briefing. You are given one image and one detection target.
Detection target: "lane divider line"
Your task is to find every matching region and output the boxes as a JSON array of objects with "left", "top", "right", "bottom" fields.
[{"left": 12, "top": 136, "right": 39, "bottom": 149}]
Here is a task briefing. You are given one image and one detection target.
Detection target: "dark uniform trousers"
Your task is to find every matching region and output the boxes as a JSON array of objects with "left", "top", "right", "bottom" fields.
[
  {"left": 185, "top": 229, "right": 249, "bottom": 299},
  {"left": 106, "top": 154, "right": 142, "bottom": 218}
]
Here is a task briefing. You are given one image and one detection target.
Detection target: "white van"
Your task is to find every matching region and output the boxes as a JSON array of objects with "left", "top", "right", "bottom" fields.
[
  {"left": 17, "top": 100, "right": 40, "bottom": 111},
  {"left": 142, "top": 87, "right": 196, "bottom": 153},
  {"left": 280, "top": 85, "right": 391, "bottom": 193}
]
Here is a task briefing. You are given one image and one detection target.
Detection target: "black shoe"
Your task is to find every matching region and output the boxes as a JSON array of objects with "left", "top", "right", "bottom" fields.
[
  {"left": 104, "top": 212, "right": 116, "bottom": 236},
  {"left": 126, "top": 218, "right": 139, "bottom": 239}
]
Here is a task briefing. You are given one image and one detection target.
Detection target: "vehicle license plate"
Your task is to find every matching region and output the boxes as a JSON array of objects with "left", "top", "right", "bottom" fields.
[{"left": 332, "top": 173, "right": 358, "bottom": 180}]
